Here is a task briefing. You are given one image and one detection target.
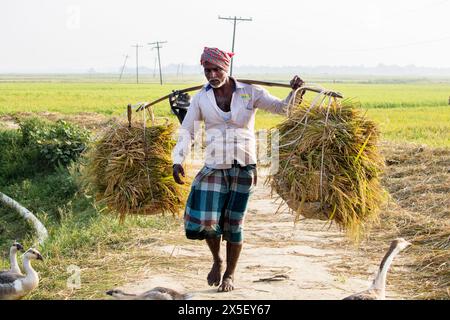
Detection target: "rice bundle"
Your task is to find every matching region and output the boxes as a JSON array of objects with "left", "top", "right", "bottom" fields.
[
  {"left": 84, "top": 120, "right": 189, "bottom": 220},
  {"left": 269, "top": 93, "right": 385, "bottom": 239}
]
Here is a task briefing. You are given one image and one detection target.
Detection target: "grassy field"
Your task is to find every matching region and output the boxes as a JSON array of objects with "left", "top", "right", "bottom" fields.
[
  {"left": 0, "top": 77, "right": 449, "bottom": 299},
  {"left": 1, "top": 81, "right": 449, "bottom": 146},
  {"left": 1, "top": 82, "right": 449, "bottom": 114}
]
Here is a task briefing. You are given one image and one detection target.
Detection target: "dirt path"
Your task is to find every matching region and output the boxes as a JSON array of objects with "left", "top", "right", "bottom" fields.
[{"left": 118, "top": 166, "right": 404, "bottom": 300}]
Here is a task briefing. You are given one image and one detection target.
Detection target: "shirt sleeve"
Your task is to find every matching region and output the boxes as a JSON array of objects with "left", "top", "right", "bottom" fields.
[
  {"left": 171, "top": 93, "right": 202, "bottom": 165},
  {"left": 253, "top": 85, "right": 294, "bottom": 115}
]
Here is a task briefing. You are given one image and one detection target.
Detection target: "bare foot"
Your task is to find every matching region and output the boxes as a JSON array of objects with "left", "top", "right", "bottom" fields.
[
  {"left": 218, "top": 275, "right": 234, "bottom": 292},
  {"left": 207, "top": 261, "right": 222, "bottom": 286}
]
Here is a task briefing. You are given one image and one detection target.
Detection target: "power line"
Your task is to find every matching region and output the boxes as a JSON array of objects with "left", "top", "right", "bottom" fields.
[
  {"left": 218, "top": 16, "right": 252, "bottom": 76},
  {"left": 131, "top": 44, "right": 143, "bottom": 84},
  {"left": 148, "top": 41, "right": 167, "bottom": 85},
  {"left": 118, "top": 54, "right": 128, "bottom": 82}
]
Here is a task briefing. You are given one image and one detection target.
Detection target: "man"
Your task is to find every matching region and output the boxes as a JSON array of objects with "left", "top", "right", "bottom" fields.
[{"left": 172, "top": 47, "right": 304, "bottom": 292}]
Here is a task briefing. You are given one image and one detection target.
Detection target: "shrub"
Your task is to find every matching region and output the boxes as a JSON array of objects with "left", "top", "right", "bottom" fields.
[
  {"left": 19, "top": 117, "right": 90, "bottom": 167},
  {"left": 0, "top": 130, "right": 44, "bottom": 185}
]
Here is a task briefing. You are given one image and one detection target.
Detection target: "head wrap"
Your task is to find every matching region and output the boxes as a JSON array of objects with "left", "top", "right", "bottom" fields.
[{"left": 200, "top": 47, "right": 235, "bottom": 72}]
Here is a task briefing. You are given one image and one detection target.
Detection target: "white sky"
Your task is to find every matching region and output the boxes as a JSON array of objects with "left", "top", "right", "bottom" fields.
[{"left": 1, "top": 0, "right": 450, "bottom": 72}]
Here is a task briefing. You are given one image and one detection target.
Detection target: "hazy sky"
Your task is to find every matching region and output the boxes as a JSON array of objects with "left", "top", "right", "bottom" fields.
[{"left": 1, "top": 0, "right": 450, "bottom": 72}]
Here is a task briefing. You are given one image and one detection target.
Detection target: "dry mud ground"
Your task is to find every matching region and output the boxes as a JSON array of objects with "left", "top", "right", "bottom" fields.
[
  {"left": 118, "top": 143, "right": 448, "bottom": 300},
  {"left": 119, "top": 165, "right": 408, "bottom": 300},
  {"left": 119, "top": 170, "right": 385, "bottom": 300}
]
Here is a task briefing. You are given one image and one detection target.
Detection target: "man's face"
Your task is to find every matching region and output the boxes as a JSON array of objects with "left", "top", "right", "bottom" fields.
[{"left": 203, "top": 61, "right": 228, "bottom": 88}]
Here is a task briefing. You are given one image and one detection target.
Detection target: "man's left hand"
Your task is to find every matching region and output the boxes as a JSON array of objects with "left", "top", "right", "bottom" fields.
[{"left": 290, "top": 75, "right": 304, "bottom": 90}]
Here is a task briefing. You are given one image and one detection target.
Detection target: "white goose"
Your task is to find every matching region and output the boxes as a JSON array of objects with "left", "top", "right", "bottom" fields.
[
  {"left": 0, "top": 242, "right": 24, "bottom": 283},
  {"left": 343, "top": 238, "right": 411, "bottom": 300},
  {"left": 0, "top": 248, "right": 43, "bottom": 300},
  {"left": 106, "top": 287, "right": 192, "bottom": 300}
]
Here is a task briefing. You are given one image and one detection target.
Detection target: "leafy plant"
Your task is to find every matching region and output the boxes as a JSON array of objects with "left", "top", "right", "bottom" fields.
[
  {"left": 19, "top": 117, "right": 90, "bottom": 167},
  {"left": 0, "top": 129, "right": 44, "bottom": 185}
]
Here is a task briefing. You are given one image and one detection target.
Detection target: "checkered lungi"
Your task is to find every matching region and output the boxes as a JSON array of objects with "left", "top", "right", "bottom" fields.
[{"left": 184, "top": 163, "right": 257, "bottom": 244}]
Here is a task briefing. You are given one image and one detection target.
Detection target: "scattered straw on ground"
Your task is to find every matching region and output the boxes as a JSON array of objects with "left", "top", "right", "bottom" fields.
[{"left": 324, "top": 142, "right": 449, "bottom": 300}]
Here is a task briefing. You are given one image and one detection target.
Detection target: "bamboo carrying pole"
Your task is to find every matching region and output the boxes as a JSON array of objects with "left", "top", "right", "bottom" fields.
[{"left": 136, "top": 79, "right": 344, "bottom": 112}]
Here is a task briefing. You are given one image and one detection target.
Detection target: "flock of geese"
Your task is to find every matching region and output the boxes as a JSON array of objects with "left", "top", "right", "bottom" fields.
[
  {"left": 0, "top": 238, "right": 411, "bottom": 300},
  {"left": 0, "top": 242, "right": 43, "bottom": 300}
]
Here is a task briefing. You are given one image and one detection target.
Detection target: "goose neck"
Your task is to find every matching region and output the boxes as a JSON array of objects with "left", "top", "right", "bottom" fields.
[
  {"left": 10, "top": 247, "right": 21, "bottom": 273},
  {"left": 20, "top": 257, "right": 39, "bottom": 291},
  {"left": 372, "top": 246, "right": 401, "bottom": 291},
  {"left": 22, "top": 257, "right": 38, "bottom": 279}
]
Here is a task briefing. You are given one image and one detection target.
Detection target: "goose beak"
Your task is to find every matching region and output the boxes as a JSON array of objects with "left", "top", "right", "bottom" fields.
[
  {"left": 36, "top": 253, "right": 44, "bottom": 261},
  {"left": 106, "top": 290, "right": 114, "bottom": 296},
  {"left": 17, "top": 244, "right": 24, "bottom": 252}
]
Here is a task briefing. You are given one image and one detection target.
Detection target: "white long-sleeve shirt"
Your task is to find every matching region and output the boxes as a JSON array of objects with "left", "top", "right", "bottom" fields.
[{"left": 172, "top": 78, "right": 292, "bottom": 169}]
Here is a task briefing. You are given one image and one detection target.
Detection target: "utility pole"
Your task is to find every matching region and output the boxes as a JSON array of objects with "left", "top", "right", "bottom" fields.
[
  {"left": 131, "top": 44, "right": 143, "bottom": 84},
  {"left": 148, "top": 41, "right": 167, "bottom": 85},
  {"left": 153, "top": 57, "right": 157, "bottom": 78},
  {"left": 218, "top": 16, "right": 252, "bottom": 77},
  {"left": 118, "top": 54, "right": 129, "bottom": 82}
]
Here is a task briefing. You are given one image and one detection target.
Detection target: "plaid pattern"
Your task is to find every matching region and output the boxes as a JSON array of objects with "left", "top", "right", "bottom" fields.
[{"left": 184, "top": 164, "right": 256, "bottom": 244}]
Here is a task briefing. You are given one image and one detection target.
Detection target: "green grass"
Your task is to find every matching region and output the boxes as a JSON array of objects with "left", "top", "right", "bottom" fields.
[
  {"left": 0, "top": 128, "right": 182, "bottom": 299},
  {"left": 255, "top": 104, "right": 450, "bottom": 148},
  {"left": 0, "top": 171, "right": 181, "bottom": 300},
  {"left": 1, "top": 82, "right": 449, "bottom": 114},
  {"left": 367, "top": 106, "right": 450, "bottom": 147},
  {"left": 9, "top": 82, "right": 445, "bottom": 146},
  {"left": 1, "top": 184, "right": 181, "bottom": 300},
  {"left": 31, "top": 205, "right": 180, "bottom": 300},
  {"left": 271, "top": 83, "right": 450, "bottom": 108},
  {"left": 0, "top": 209, "right": 32, "bottom": 254},
  {"left": 0, "top": 83, "right": 177, "bottom": 116},
  {"left": 0, "top": 191, "right": 181, "bottom": 300},
  {"left": 1, "top": 81, "right": 449, "bottom": 147}
]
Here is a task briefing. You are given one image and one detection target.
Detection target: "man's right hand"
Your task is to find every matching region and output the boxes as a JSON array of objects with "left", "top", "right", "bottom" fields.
[
  {"left": 173, "top": 164, "right": 185, "bottom": 184},
  {"left": 290, "top": 75, "right": 304, "bottom": 90}
]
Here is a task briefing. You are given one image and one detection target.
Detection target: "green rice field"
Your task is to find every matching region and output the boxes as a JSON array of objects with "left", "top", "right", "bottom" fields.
[{"left": 0, "top": 79, "right": 449, "bottom": 147}]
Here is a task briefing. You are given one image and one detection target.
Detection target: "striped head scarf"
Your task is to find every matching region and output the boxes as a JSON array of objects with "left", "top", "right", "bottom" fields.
[{"left": 200, "top": 47, "right": 235, "bottom": 72}]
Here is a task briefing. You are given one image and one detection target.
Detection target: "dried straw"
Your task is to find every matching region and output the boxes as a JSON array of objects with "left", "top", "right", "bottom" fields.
[
  {"left": 83, "top": 115, "right": 189, "bottom": 221},
  {"left": 268, "top": 89, "right": 386, "bottom": 239}
]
